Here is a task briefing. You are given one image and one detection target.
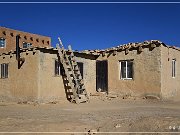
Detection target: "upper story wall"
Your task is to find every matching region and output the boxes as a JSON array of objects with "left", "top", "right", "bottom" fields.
[{"left": 0, "top": 27, "right": 51, "bottom": 53}]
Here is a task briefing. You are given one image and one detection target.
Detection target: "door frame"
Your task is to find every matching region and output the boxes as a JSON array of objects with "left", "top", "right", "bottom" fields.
[{"left": 96, "top": 60, "right": 108, "bottom": 93}]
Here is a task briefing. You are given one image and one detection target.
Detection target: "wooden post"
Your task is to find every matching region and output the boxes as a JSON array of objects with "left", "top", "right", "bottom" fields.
[
  {"left": 125, "top": 48, "right": 129, "bottom": 55},
  {"left": 138, "top": 46, "right": 143, "bottom": 53}
]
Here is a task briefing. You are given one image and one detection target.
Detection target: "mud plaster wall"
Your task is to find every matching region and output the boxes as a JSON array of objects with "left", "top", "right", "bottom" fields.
[
  {"left": 38, "top": 50, "right": 66, "bottom": 102},
  {"left": 75, "top": 55, "right": 96, "bottom": 95},
  {"left": 0, "top": 27, "right": 51, "bottom": 53},
  {"left": 161, "top": 46, "right": 180, "bottom": 101},
  {"left": 97, "top": 46, "right": 161, "bottom": 97},
  {"left": 0, "top": 51, "right": 39, "bottom": 102}
]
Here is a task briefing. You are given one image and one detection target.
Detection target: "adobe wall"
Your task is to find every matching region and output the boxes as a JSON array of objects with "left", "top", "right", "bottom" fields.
[
  {"left": 37, "top": 50, "right": 66, "bottom": 102},
  {"left": 0, "top": 27, "right": 51, "bottom": 53},
  {"left": 97, "top": 46, "right": 162, "bottom": 97},
  {"left": 74, "top": 53, "right": 97, "bottom": 95},
  {"left": 0, "top": 50, "right": 39, "bottom": 102},
  {"left": 161, "top": 46, "right": 180, "bottom": 101}
]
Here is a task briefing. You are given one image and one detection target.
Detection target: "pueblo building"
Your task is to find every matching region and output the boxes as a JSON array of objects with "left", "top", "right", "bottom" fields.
[{"left": 0, "top": 26, "right": 180, "bottom": 103}]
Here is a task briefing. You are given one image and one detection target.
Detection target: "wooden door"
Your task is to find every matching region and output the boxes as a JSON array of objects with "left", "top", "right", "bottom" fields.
[{"left": 96, "top": 60, "right": 108, "bottom": 92}]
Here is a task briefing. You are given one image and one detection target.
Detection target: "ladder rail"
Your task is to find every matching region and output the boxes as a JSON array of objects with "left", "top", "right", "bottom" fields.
[
  {"left": 57, "top": 44, "right": 78, "bottom": 99},
  {"left": 57, "top": 37, "right": 89, "bottom": 103},
  {"left": 67, "top": 46, "right": 89, "bottom": 99}
]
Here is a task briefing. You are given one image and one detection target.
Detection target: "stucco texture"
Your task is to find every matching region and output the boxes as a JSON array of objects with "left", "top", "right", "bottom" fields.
[
  {"left": 161, "top": 46, "right": 180, "bottom": 101},
  {"left": 97, "top": 46, "right": 162, "bottom": 97},
  {"left": 0, "top": 50, "right": 39, "bottom": 101}
]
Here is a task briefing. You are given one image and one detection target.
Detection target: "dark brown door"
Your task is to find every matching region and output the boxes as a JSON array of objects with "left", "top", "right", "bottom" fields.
[{"left": 96, "top": 60, "right": 108, "bottom": 92}]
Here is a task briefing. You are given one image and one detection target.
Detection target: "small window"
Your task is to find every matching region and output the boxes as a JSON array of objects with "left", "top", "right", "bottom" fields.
[
  {"left": 172, "top": 59, "right": 176, "bottom": 78},
  {"left": 120, "top": 60, "right": 133, "bottom": 80},
  {"left": 1, "top": 63, "right": 8, "bottom": 78},
  {"left": 23, "top": 42, "right": 32, "bottom": 48},
  {"left": 0, "top": 38, "right": 6, "bottom": 48},
  {"left": 55, "top": 60, "right": 61, "bottom": 76},
  {"left": 77, "top": 62, "right": 84, "bottom": 79}
]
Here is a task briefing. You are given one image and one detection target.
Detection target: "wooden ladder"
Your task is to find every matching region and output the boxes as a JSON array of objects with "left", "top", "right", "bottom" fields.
[{"left": 56, "top": 38, "right": 89, "bottom": 103}]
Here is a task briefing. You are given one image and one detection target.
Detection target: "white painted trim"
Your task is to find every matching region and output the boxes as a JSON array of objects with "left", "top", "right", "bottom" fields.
[
  {"left": 119, "top": 60, "right": 133, "bottom": 80},
  {"left": 172, "top": 59, "right": 176, "bottom": 78},
  {"left": 0, "top": 37, "right": 6, "bottom": 48}
]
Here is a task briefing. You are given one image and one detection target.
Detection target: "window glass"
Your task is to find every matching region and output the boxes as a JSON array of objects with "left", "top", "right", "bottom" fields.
[
  {"left": 55, "top": 60, "right": 61, "bottom": 76},
  {"left": 120, "top": 60, "right": 133, "bottom": 79},
  {"left": 0, "top": 38, "right": 5, "bottom": 48},
  {"left": 77, "top": 62, "right": 84, "bottom": 79},
  {"left": 1, "top": 63, "right": 8, "bottom": 78},
  {"left": 127, "top": 61, "right": 133, "bottom": 78},
  {"left": 121, "top": 61, "right": 126, "bottom": 79},
  {"left": 172, "top": 59, "right": 176, "bottom": 78},
  {"left": 23, "top": 42, "right": 32, "bottom": 48}
]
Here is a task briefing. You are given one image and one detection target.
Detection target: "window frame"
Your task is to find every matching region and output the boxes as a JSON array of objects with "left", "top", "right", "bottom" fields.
[
  {"left": 120, "top": 60, "right": 133, "bottom": 80},
  {"left": 172, "top": 59, "right": 176, "bottom": 78},
  {"left": 0, "top": 37, "right": 6, "bottom": 48},
  {"left": 1, "top": 63, "right": 9, "bottom": 79},
  {"left": 23, "top": 42, "right": 32, "bottom": 48},
  {"left": 77, "top": 62, "right": 84, "bottom": 79},
  {"left": 54, "top": 59, "right": 61, "bottom": 76}
]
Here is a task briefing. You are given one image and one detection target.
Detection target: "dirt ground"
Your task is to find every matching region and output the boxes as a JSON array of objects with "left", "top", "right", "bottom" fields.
[{"left": 0, "top": 96, "right": 180, "bottom": 135}]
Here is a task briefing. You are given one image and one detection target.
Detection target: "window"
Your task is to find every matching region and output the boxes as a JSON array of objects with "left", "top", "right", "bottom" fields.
[
  {"left": 1, "top": 63, "right": 8, "bottom": 78},
  {"left": 23, "top": 42, "right": 32, "bottom": 48},
  {"left": 0, "top": 38, "right": 6, "bottom": 48},
  {"left": 55, "top": 60, "right": 61, "bottom": 76},
  {"left": 77, "top": 62, "right": 84, "bottom": 79},
  {"left": 120, "top": 60, "right": 133, "bottom": 79},
  {"left": 172, "top": 59, "right": 176, "bottom": 78}
]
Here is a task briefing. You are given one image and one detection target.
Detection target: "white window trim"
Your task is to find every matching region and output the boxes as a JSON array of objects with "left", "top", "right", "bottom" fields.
[
  {"left": 172, "top": 59, "right": 176, "bottom": 78},
  {"left": 0, "top": 38, "right": 6, "bottom": 48},
  {"left": 120, "top": 61, "right": 133, "bottom": 80}
]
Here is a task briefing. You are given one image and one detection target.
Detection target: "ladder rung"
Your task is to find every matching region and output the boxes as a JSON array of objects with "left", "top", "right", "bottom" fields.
[
  {"left": 78, "top": 88, "right": 85, "bottom": 91},
  {"left": 67, "top": 66, "right": 72, "bottom": 69},
  {"left": 57, "top": 47, "right": 89, "bottom": 103},
  {"left": 79, "top": 83, "right": 84, "bottom": 86},
  {"left": 76, "top": 78, "right": 82, "bottom": 81}
]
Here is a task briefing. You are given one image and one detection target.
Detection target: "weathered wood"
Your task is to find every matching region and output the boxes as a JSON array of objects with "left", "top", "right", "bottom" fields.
[
  {"left": 113, "top": 50, "right": 117, "bottom": 56},
  {"left": 102, "top": 51, "right": 106, "bottom": 56},
  {"left": 125, "top": 48, "right": 129, "bottom": 55},
  {"left": 57, "top": 38, "right": 89, "bottom": 103},
  {"left": 138, "top": 46, "right": 143, "bottom": 52},
  {"left": 150, "top": 43, "right": 156, "bottom": 48}
]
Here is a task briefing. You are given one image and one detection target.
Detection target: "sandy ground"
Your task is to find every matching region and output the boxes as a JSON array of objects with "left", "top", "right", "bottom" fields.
[{"left": 0, "top": 97, "right": 180, "bottom": 135}]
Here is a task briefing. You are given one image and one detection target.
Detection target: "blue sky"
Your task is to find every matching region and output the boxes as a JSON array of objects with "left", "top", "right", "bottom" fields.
[{"left": 0, "top": 2, "right": 180, "bottom": 50}]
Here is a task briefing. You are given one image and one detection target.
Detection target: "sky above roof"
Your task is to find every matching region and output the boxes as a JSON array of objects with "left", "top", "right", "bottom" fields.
[{"left": 0, "top": 1, "right": 180, "bottom": 50}]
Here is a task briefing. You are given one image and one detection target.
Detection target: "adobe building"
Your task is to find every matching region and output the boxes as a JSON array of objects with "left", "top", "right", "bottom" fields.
[{"left": 0, "top": 26, "right": 180, "bottom": 103}]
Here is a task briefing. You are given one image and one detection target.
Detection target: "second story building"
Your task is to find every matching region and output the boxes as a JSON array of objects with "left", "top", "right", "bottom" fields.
[{"left": 0, "top": 27, "right": 51, "bottom": 53}]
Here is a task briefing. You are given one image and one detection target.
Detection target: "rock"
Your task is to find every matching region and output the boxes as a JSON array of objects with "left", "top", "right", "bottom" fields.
[
  {"left": 115, "top": 124, "right": 121, "bottom": 128},
  {"left": 145, "top": 95, "right": 160, "bottom": 100},
  {"left": 88, "top": 129, "right": 98, "bottom": 134}
]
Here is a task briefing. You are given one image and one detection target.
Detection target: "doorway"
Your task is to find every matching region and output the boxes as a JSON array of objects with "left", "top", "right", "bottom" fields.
[{"left": 96, "top": 60, "right": 108, "bottom": 93}]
